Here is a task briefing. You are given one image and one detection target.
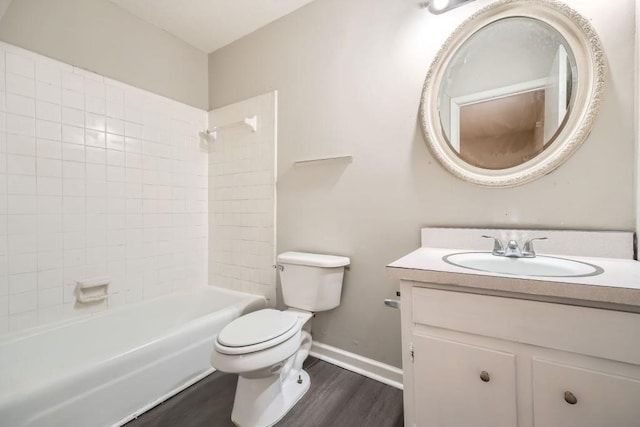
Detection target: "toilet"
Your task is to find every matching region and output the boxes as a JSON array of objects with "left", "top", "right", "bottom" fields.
[{"left": 210, "top": 251, "right": 350, "bottom": 427}]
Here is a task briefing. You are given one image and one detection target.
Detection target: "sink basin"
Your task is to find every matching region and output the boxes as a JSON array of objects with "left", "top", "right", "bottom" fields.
[{"left": 443, "top": 252, "right": 603, "bottom": 278}]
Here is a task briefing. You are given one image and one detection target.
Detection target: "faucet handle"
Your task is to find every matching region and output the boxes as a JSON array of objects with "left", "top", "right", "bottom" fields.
[
  {"left": 482, "top": 235, "right": 505, "bottom": 255},
  {"left": 522, "top": 237, "right": 548, "bottom": 256}
]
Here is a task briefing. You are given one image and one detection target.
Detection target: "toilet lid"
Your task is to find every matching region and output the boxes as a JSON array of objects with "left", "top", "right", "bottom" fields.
[{"left": 217, "top": 309, "right": 299, "bottom": 348}]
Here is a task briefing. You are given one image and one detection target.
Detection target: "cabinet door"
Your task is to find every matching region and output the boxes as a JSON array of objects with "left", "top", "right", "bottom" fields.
[
  {"left": 533, "top": 358, "right": 640, "bottom": 427},
  {"left": 412, "top": 334, "right": 518, "bottom": 427}
]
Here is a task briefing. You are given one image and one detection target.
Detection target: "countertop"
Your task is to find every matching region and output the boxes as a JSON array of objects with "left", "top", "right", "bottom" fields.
[{"left": 387, "top": 247, "right": 640, "bottom": 311}]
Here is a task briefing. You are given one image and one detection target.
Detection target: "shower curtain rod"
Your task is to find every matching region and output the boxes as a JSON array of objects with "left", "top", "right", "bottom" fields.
[{"left": 204, "top": 115, "right": 258, "bottom": 140}]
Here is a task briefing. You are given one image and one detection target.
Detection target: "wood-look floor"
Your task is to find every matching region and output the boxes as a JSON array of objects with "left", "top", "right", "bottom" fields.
[{"left": 126, "top": 357, "right": 404, "bottom": 427}]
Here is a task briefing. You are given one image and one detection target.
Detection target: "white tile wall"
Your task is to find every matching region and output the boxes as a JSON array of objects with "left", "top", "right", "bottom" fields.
[
  {"left": 0, "top": 42, "right": 208, "bottom": 334},
  {"left": 208, "top": 92, "right": 277, "bottom": 305}
]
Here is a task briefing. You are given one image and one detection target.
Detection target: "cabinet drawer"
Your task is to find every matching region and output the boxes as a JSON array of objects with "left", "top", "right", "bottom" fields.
[
  {"left": 533, "top": 358, "right": 640, "bottom": 427},
  {"left": 411, "top": 286, "right": 640, "bottom": 364},
  {"left": 413, "top": 334, "right": 517, "bottom": 427}
]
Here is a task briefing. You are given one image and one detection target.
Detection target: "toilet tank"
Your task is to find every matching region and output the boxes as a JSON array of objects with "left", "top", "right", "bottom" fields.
[{"left": 277, "top": 252, "right": 350, "bottom": 312}]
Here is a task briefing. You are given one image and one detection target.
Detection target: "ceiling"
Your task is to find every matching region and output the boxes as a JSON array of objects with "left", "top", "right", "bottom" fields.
[{"left": 109, "top": 0, "right": 316, "bottom": 53}]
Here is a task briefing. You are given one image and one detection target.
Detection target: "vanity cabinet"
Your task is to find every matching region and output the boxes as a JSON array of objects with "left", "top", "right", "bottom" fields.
[
  {"left": 413, "top": 335, "right": 517, "bottom": 427},
  {"left": 400, "top": 282, "right": 640, "bottom": 427},
  {"left": 532, "top": 359, "right": 640, "bottom": 427}
]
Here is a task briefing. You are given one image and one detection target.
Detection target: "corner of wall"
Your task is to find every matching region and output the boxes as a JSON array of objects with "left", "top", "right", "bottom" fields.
[{"left": 634, "top": 0, "right": 640, "bottom": 251}]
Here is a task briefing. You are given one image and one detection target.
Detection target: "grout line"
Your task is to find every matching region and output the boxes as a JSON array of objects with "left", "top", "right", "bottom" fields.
[
  {"left": 2, "top": 49, "right": 7, "bottom": 327},
  {"left": 30, "top": 54, "right": 39, "bottom": 323}
]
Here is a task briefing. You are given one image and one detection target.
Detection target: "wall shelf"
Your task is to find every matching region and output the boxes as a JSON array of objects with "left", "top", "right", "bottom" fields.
[{"left": 294, "top": 155, "right": 353, "bottom": 167}]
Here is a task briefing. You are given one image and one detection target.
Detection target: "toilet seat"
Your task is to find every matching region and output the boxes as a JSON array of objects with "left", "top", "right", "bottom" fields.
[{"left": 215, "top": 309, "right": 302, "bottom": 355}]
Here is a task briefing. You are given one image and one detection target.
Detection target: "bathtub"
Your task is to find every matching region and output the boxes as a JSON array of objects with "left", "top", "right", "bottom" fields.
[{"left": 0, "top": 286, "right": 266, "bottom": 427}]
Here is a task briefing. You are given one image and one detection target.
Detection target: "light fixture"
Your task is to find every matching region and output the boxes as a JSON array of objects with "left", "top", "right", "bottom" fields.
[
  {"left": 430, "top": 0, "right": 451, "bottom": 12},
  {"left": 420, "top": 0, "right": 476, "bottom": 14}
]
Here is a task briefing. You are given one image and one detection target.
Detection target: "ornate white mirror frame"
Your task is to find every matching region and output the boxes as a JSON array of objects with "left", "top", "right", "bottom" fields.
[{"left": 420, "top": 0, "right": 606, "bottom": 187}]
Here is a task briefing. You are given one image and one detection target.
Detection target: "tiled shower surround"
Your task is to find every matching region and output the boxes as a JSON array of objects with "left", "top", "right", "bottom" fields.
[
  {"left": 208, "top": 92, "right": 277, "bottom": 305},
  {"left": 0, "top": 43, "right": 208, "bottom": 333}
]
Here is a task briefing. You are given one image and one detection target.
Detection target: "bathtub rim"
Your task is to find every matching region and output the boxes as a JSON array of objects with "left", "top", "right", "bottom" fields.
[
  {"left": 0, "top": 285, "right": 266, "bottom": 346},
  {"left": 0, "top": 285, "right": 267, "bottom": 427}
]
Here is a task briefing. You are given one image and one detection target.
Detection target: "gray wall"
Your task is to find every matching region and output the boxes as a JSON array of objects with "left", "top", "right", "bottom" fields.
[
  {"left": 0, "top": 0, "right": 208, "bottom": 109},
  {"left": 636, "top": 0, "right": 640, "bottom": 242},
  {"left": 209, "top": 0, "right": 636, "bottom": 367}
]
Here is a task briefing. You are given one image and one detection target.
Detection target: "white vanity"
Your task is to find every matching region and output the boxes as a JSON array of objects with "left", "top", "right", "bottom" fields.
[
  {"left": 388, "top": 228, "right": 640, "bottom": 427},
  {"left": 399, "top": 0, "right": 637, "bottom": 423}
]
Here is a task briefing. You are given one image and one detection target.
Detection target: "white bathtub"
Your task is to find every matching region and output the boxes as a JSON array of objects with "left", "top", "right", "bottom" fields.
[{"left": 0, "top": 286, "right": 266, "bottom": 427}]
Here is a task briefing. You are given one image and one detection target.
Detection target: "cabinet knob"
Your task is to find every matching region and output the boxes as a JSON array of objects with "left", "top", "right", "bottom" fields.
[
  {"left": 479, "top": 371, "right": 490, "bottom": 382},
  {"left": 564, "top": 391, "right": 578, "bottom": 405}
]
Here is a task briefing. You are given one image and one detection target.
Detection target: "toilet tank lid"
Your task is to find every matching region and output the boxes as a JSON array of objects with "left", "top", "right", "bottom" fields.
[{"left": 277, "top": 251, "right": 350, "bottom": 268}]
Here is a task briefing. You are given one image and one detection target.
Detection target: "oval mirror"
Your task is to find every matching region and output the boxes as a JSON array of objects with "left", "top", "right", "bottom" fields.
[{"left": 420, "top": 0, "right": 605, "bottom": 187}]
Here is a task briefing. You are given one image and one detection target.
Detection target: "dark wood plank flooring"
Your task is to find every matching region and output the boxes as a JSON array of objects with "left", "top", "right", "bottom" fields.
[{"left": 126, "top": 357, "right": 404, "bottom": 427}]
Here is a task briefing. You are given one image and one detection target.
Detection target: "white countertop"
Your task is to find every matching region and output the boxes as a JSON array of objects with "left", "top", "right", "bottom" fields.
[{"left": 387, "top": 247, "right": 640, "bottom": 310}]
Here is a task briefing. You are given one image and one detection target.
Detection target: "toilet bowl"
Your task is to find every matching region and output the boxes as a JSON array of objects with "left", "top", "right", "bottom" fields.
[
  {"left": 211, "top": 251, "right": 349, "bottom": 427},
  {"left": 212, "top": 309, "right": 311, "bottom": 377},
  {"left": 211, "top": 309, "right": 313, "bottom": 427}
]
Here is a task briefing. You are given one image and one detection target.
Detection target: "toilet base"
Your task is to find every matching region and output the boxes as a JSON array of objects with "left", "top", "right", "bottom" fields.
[{"left": 231, "top": 369, "right": 311, "bottom": 427}]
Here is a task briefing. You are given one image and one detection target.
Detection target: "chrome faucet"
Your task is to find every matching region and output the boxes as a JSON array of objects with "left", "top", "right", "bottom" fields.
[
  {"left": 482, "top": 235, "right": 505, "bottom": 256},
  {"left": 521, "top": 237, "right": 548, "bottom": 257},
  {"left": 504, "top": 240, "right": 522, "bottom": 257},
  {"left": 482, "top": 235, "right": 547, "bottom": 258}
]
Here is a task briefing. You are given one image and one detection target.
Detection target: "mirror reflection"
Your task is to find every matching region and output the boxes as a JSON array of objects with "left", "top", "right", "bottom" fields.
[{"left": 438, "top": 17, "right": 577, "bottom": 170}]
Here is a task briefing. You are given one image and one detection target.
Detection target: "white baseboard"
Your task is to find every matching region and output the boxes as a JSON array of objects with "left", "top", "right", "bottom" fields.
[{"left": 309, "top": 342, "right": 403, "bottom": 390}]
